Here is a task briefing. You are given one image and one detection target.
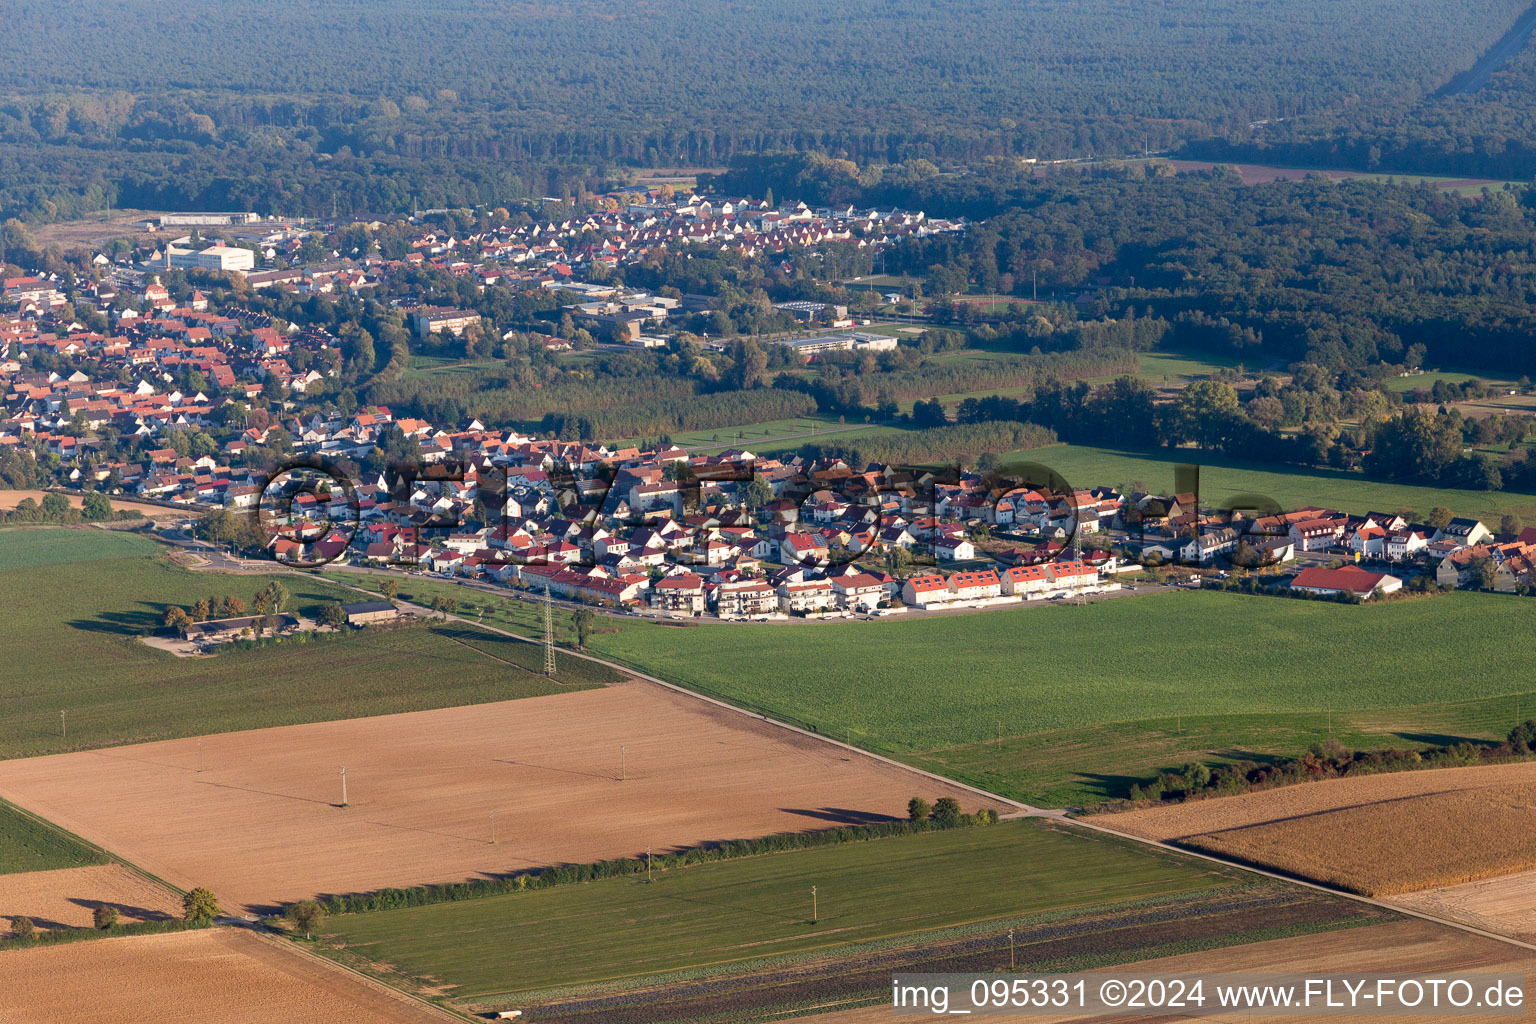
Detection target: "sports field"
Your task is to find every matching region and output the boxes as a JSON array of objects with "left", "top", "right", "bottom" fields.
[
  {"left": 0, "top": 529, "right": 600, "bottom": 758},
  {"left": 324, "top": 819, "right": 1244, "bottom": 999},
  {"left": 584, "top": 589, "right": 1536, "bottom": 805},
  {"left": 0, "top": 682, "right": 1004, "bottom": 913},
  {"left": 0, "top": 928, "right": 445, "bottom": 1023}
]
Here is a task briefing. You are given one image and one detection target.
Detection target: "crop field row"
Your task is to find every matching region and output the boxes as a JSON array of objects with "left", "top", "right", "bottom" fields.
[
  {"left": 1185, "top": 786, "right": 1536, "bottom": 896},
  {"left": 318, "top": 818, "right": 1385, "bottom": 1019},
  {"left": 324, "top": 820, "right": 1241, "bottom": 998},
  {"left": 813, "top": 918, "right": 1536, "bottom": 1024},
  {"left": 0, "top": 800, "right": 107, "bottom": 876},
  {"left": 1098, "top": 761, "right": 1536, "bottom": 897}
]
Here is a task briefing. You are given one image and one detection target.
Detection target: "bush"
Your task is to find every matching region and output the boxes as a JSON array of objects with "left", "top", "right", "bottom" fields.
[
  {"left": 1091, "top": 731, "right": 1536, "bottom": 814},
  {"left": 11, "top": 915, "right": 36, "bottom": 941},
  {"left": 182, "top": 887, "right": 221, "bottom": 924},
  {"left": 287, "top": 900, "right": 325, "bottom": 939},
  {"left": 92, "top": 905, "right": 119, "bottom": 930},
  {"left": 907, "top": 796, "right": 932, "bottom": 822},
  {"left": 932, "top": 796, "right": 962, "bottom": 828}
]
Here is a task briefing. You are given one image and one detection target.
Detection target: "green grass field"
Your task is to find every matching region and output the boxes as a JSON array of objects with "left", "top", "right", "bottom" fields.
[
  {"left": 323, "top": 819, "right": 1242, "bottom": 998},
  {"left": 0, "top": 529, "right": 601, "bottom": 759},
  {"left": 327, "top": 566, "right": 1536, "bottom": 807},
  {"left": 1013, "top": 443, "right": 1536, "bottom": 523},
  {"left": 0, "top": 800, "right": 108, "bottom": 875},
  {"left": 1382, "top": 370, "right": 1508, "bottom": 394},
  {"left": 584, "top": 589, "right": 1536, "bottom": 806}
]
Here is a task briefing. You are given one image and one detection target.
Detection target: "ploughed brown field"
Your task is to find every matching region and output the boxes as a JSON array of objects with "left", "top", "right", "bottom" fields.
[
  {"left": 808, "top": 919, "right": 1536, "bottom": 1023},
  {"left": 0, "top": 863, "right": 181, "bottom": 930},
  {"left": 1094, "top": 763, "right": 1536, "bottom": 896},
  {"left": 0, "top": 682, "right": 1006, "bottom": 913},
  {"left": 0, "top": 928, "right": 446, "bottom": 1023}
]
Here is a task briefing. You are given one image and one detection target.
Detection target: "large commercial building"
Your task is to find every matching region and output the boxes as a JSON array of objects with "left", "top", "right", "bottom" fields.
[
  {"left": 158, "top": 212, "right": 263, "bottom": 228},
  {"left": 769, "top": 332, "right": 898, "bottom": 356},
  {"left": 166, "top": 244, "right": 256, "bottom": 274},
  {"left": 414, "top": 307, "right": 482, "bottom": 338}
]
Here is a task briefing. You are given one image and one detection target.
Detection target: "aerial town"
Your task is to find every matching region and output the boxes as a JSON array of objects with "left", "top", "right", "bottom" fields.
[{"left": 12, "top": 3, "right": 1536, "bottom": 1021}]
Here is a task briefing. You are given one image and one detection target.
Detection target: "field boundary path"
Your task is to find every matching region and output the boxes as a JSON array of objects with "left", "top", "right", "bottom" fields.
[{"left": 239, "top": 926, "right": 474, "bottom": 1023}]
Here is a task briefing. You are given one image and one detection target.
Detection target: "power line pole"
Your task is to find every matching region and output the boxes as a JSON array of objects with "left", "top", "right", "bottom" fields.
[
  {"left": 60, "top": 710, "right": 66, "bottom": 739},
  {"left": 1009, "top": 928, "right": 1016, "bottom": 970},
  {"left": 811, "top": 885, "right": 818, "bottom": 924},
  {"left": 339, "top": 766, "right": 348, "bottom": 807},
  {"left": 647, "top": 845, "right": 653, "bottom": 883},
  {"left": 621, "top": 744, "right": 626, "bottom": 781},
  {"left": 490, "top": 810, "right": 496, "bottom": 845},
  {"left": 542, "top": 584, "right": 556, "bottom": 677}
]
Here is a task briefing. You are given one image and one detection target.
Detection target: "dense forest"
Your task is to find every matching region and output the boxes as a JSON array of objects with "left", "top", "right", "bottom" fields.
[
  {"left": 2, "top": 0, "right": 1529, "bottom": 220},
  {"left": 1184, "top": 8, "right": 1536, "bottom": 180},
  {"left": 713, "top": 156, "right": 1536, "bottom": 377}
]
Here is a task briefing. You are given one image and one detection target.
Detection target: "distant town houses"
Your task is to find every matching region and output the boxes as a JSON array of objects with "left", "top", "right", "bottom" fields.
[
  {"left": 6, "top": 361, "right": 1531, "bottom": 613},
  {"left": 4, "top": 209, "right": 1532, "bottom": 617}
]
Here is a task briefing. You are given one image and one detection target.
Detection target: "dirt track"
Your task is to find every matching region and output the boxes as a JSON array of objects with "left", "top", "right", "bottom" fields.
[
  {"left": 0, "top": 863, "right": 181, "bottom": 930},
  {"left": 0, "top": 928, "right": 446, "bottom": 1023},
  {"left": 0, "top": 682, "right": 1006, "bottom": 913}
]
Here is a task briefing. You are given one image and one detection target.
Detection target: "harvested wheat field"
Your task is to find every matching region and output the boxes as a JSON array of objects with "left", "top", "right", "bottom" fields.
[
  {"left": 1095, "top": 763, "right": 1536, "bottom": 895},
  {"left": 0, "top": 681, "right": 1006, "bottom": 913},
  {"left": 0, "top": 927, "right": 447, "bottom": 1023},
  {"left": 0, "top": 863, "right": 181, "bottom": 930},
  {"left": 809, "top": 919, "right": 1536, "bottom": 1023},
  {"left": 1392, "top": 869, "right": 1536, "bottom": 943}
]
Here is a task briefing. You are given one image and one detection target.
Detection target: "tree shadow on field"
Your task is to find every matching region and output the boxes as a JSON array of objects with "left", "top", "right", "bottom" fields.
[
  {"left": 69, "top": 602, "right": 174, "bottom": 636},
  {"left": 1214, "top": 749, "right": 1289, "bottom": 766},
  {"left": 67, "top": 898, "right": 173, "bottom": 922},
  {"left": 1393, "top": 732, "right": 1496, "bottom": 748},
  {"left": 781, "top": 807, "right": 899, "bottom": 826},
  {"left": 1073, "top": 772, "right": 1147, "bottom": 801},
  {"left": 3, "top": 913, "right": 72, "bottom": 931}
]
